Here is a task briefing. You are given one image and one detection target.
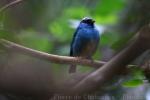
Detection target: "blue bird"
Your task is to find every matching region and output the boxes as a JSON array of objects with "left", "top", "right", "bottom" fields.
[{"left": 69, "top": 17, "right": 100, "bottom": 73}]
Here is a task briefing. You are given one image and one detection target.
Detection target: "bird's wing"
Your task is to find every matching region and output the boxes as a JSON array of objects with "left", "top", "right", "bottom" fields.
[{"left": 70, "top": 27, "right": 79, "bottom": 56}]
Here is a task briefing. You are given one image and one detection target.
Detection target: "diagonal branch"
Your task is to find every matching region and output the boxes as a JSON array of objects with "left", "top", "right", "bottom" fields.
[{"left": 0, "top": 0, "right": 23, "bottom": 13}]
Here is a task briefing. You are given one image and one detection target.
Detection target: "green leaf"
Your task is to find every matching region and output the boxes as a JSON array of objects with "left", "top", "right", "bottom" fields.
[
  {"left": 130, "top": 67, "right": 145, "bottom": 79},
  {"left": 122, "top": 67, "right": 145, "bottom": 88},
  {"left": 122, "top": 79, "right": 143, "bottom": 87}
]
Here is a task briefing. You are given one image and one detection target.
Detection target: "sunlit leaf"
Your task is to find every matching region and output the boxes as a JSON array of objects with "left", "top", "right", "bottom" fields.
[{"left": 122, "top": 79, "right": 143, "bottom": 87}]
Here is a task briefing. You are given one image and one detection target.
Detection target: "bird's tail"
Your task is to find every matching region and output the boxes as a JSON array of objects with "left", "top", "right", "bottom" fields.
[{"left": 69, "top": 64, "right": 76, "bottom": 73}]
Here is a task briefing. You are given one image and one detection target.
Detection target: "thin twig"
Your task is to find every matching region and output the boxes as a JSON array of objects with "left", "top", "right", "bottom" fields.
[{"left": 0, "top": 0, "right": 23, "bottom": 13}]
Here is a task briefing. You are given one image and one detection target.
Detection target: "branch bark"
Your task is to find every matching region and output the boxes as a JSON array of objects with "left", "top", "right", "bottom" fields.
[
  {"left": 0, "top": 39, "right": 105, "bottom": 68},
  {"left": 0, "top": 39, "right": 135, "bottom": 70},
  {"left": 0, "top": 0, "right": 23, "bottom": 13}
]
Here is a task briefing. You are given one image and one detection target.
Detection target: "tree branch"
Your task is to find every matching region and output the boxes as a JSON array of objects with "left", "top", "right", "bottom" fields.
[
  {"left": 0, "top": 39, "right": 136, "bottom": 71},
  {"left": 0, "top": 39, "right": 105, "bottom": 69},
  {"left": 0, "top": 0, "right": 23, "bottom": 13}
]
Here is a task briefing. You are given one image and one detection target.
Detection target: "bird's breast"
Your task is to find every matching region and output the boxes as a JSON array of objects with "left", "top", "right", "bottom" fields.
[
  {"left": 79, "top": 40, "right": 97, "bottom": 58},
  {"left": 78, "top": 28, "right": 99, "bottom": 40}
]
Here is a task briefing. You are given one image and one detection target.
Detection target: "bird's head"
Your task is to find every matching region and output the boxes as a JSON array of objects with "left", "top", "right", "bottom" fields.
[{"left": 80, "top": 17, "right": 95, "bottom": 27}]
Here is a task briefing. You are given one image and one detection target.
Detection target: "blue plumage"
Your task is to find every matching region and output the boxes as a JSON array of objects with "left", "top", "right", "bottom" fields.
[{"left": 69, "top": 17, "right": 100, "bottom": 73}]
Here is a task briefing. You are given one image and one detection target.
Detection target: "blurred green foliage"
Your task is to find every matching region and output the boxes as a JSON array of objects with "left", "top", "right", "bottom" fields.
[
  {"left": 0, "top": 0, "right": 127, "bottom": 71},
  {"left": 0, "top": 0, "right": 145, "bottom": 88},
  {"left": 122, "top": 79, "right": 143, "bottom": 87},
  {"left": 122, "top": 67, "right": 145, "bottom": 87},
  {"left": 0, "top": 0, "right": 127, "bottom": 53},
  {"left": 18, "top": 29, "right": 54, "bottom": 52}
]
